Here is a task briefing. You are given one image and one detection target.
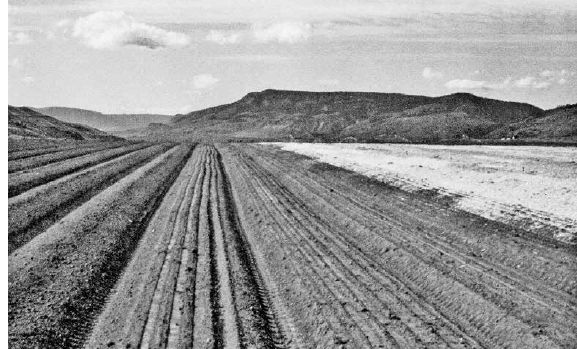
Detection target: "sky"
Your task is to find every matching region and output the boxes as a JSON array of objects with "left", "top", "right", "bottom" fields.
[{"left": 7, "top": 0, "right": 577, "bottom": 114}]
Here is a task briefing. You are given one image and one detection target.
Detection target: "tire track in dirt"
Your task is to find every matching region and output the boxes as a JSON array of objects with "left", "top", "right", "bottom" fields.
[
  {"left": 226, "top": 148, "right": 463, "bottom": 348},
  {"left": 237, "top": 156, "right": 491, "bottom": 347},
  {"left": 215, "top": 150, "right": 288, "bottom": 349},
  {"left": 87, "top": 145, "right": 286, "bottom": 349},
  {"left": 220, "top": 144, "right": 575, "bottom": 348},
  {"left": 244, "top": 145, "right": 577, "bottom": 346}
]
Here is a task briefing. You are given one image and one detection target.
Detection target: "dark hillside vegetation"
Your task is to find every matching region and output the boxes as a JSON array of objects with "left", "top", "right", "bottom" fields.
[{"left": 139, "top": 89, "right": 575, "bottom": 143}]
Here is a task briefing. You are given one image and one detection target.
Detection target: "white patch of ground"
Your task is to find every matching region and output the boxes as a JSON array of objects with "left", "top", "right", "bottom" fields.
[{"left": 269, "top": 143, "right": 577, "bottom": 243}]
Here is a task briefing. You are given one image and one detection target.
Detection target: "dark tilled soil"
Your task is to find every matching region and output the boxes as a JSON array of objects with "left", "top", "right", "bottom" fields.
[{"left": 8, "top": 142, "right": 576, "bottom": 349}]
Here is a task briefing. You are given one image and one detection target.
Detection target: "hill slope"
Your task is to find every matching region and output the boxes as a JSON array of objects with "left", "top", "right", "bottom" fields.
[
  {"left": 9, "top": 106, "right": 120, "bottom": 141},
  {"left": 35, "top": 107, "right": 172, "bottom": 132},
  {"left": 168, "top": 89, "right": 549, "bottom": 142},
  {"left": 508, "top": 104, "right": 577, "bottom": 141}
]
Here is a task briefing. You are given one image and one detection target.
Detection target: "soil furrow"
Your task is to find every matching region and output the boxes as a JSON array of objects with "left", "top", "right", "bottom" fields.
[
  {"left": 227, "top": 152, "right": 395, "bottom": 348},
  {"left": 245, "top": 145, "right": 577, "bottom": 345},
  {"left": 257, "top": 146, "right": 576, "bottom": 297},
  {"left": 223, "top": 144, "right": 569, "bottom": 348},
  {"left": 8, "top": 144, "right": 173, "bottom": 254},
  {"left": 87, "top": 145, "right": 288, "bottom": 348},
  {"left": 139, "top": 150, "right": 201, "bottom": 349},
  {"left": 215, "top": 147, "right": 289, "bottom": 349},
  {"left": 209, "top": 150, "right": 242, "bottom": 348},
  {"left": 9, "top": 142, "right": 108, "bottom": 161},
  {"left": 8, "top": 142, "right": 151, "bottom": 197},
  {"left": 12, "top": 141, "right": 572, "bottom": 349},
  {"left": 8, "top": 141, "right": 129, "bottom": 173},
  {"left": 8, "top": 144, "right": 193, "bottom": 348},
  {"left": 247, "top": 168, "right": 403, "bottom": 347},
  {"left": 235, "top": 150, "right": 460, "bottom": 348},
  {"left": 85, "top": 145, "right": 206, "bottom": 348}
]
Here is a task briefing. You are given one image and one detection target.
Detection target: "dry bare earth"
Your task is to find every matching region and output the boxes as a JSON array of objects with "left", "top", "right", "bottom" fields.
[
  {"left": 9, "top": 144, "right": 193, "bottom": 348},
  {"left": 8, "top": 142, "right": 151, "bottom": 197},
  {"left": 220, "top": 144, "right": 576, "bottom": 348},
  {"left": 8, "top": 141, "right": 119, "bottom": 161},
  {"left": 87, "top": 145, "right": 284, "bottom": 349},
  {"left": 8, "top": 143, "right": 173, "bottom": 253},
  {"left": 8, "top": 141, "right": 128, "bottom": 173},
  {"left": 8, "top": 142, "right": 576, "bottom": 348}
]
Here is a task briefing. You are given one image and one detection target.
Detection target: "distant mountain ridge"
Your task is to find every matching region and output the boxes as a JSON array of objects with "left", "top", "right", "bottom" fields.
[
  {"left": 9, "top": 106, "right": 119, "bottom": 141},
  {"left": 166, "top": 89, "right": 573, "bottom": 143},
  {"left": 34, "top": 107, "right": 172, "bottom": 132}
]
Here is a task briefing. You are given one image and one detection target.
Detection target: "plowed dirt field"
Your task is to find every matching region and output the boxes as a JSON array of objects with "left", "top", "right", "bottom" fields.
[{"left": 8, "top": 142, "right": 576, "bottom": 348}]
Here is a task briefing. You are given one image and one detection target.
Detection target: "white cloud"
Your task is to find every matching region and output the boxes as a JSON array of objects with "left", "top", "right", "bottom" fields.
[
  {"left": 538, "top": 69, "right": 574, "bottom": 85},
  {"left": 206, "top": 30, "right": 241, "bottom": 45},
  {"left": 73, "top": 11, "right": 190, "bottom": 49},
  {"left": 192, "top": 74, "right": 219, "bottom": 89},
  {"left": 9, "top": 31, "right": 31, "bottom": 45},
  {"left": 422, "top": 67, "right": 443, "bottom": 79},
  {"left": 445, "top": 79, "right": 491, "bottom": 90},
  {"left": 253, "top": 22, "right": 312, "bottom": 44},
  {"left": 514, "top": 76, "right": 551, "bottom": 89},
  {"left": 532, "top": 81, "right": 552, "bottom": 89},
  {"left": 445, "top": 75, "right": 559, "bottom": 90},
  {"left": 445, "top": 77, "right": 513, "bottom": 90},
  {"left": 207, "top": 23, "right": 313, "bottom": 45},
  {"left": 540, "top": 69, "right": 575, "bottom": 78},
  {"left": 513, "top": 76, "right": 536, "bottom": 88}
]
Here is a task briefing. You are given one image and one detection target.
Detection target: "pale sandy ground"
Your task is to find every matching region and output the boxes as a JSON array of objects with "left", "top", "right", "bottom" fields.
[{"left": 269, "top": 143, "right": 577, "bottom": 243}]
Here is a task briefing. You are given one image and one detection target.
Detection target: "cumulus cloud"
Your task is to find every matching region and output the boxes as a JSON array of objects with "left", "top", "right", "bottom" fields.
[
  {"left": 9, "top": 31, "right": 31, "bottom": 45},
  {"left": 539, "top": 70, "right": 555, "bottom": 78},
  {"left": 445, "top": 79, "right": 492, "bottom": 90},
  {"left": 422, "top": 67, "right": 443, "bottom": 79},
  {"left": 73, "top": 11, "right": 189, "bottom": 49},
  {"left": 445, "top": 74, "right": 563, "bottom": 91},
  {"left": 192, "top": 74, "right": 219, "bottom": 89},
  {"left": 538, "top": 69, "right": 574, "bottom": 85},
  {"left": 206, "top": 30, "right": 241, "bottom": 45},
  {"left": 445, "top": 78, "right": 513, "bottom": 90},
  {"left": 513, "top": 76, "right": 550, "bottom": 89},
  {"left": 253, "top": 22, "right": 312, "bottom": 44},
  {"left": 207, "top": 22, "right": 313, "bottom": 45}
]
